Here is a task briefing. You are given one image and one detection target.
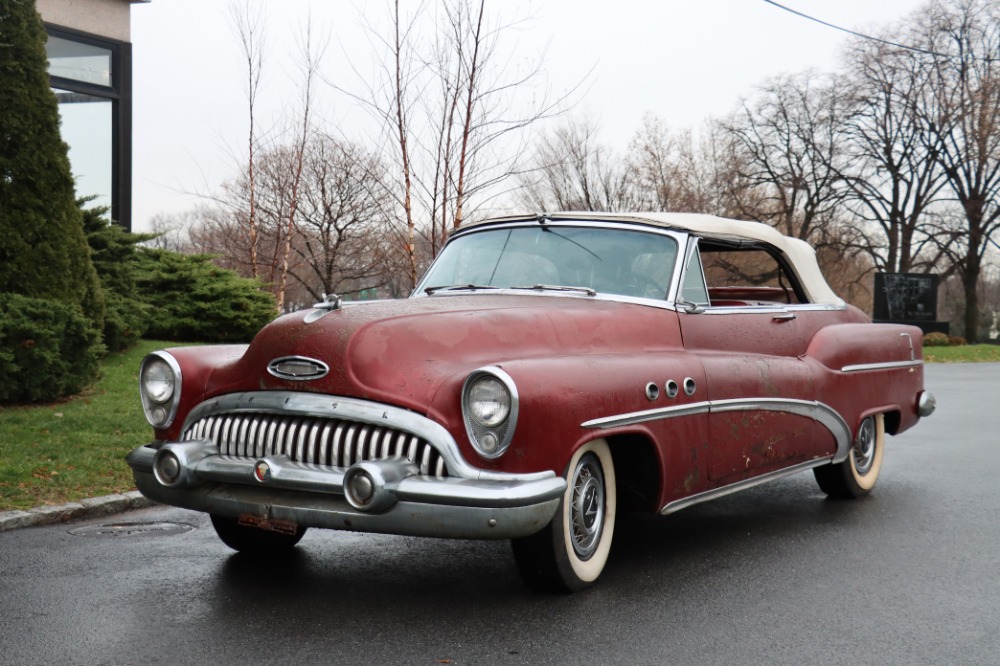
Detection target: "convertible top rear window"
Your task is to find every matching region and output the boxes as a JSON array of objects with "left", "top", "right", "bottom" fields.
[{"left": 419, "top": 226, "right": 679, "bottom": 299}]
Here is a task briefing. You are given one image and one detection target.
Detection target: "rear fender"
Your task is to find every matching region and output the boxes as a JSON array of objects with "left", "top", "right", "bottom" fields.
[{"left": 804, "top": 323, "right": 924, "bottom": 370}]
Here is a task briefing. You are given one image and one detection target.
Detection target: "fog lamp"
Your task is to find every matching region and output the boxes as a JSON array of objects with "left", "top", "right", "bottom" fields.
[
  {"left": 154, "top": 451, "right": 181, "bottom": 485},
  {"left": 347, "top": 470, "right": 375, "bottom": 505}
]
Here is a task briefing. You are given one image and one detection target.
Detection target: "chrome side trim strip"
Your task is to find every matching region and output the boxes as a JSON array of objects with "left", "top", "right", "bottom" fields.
[
  {"left": 181, "top": 391, "right": 551, "bottom": 483},
  {"left": 581, "top": 401, "right": 713, "bottom": 428},
  {"left": 840, "top": 359, "right": 923, "bottom": 373},
  {"left": 582, "top": 397, "right": 852, "bottom": 463},
  {"left": 659, "top": 457, "right": 834, "bottom": 515}
]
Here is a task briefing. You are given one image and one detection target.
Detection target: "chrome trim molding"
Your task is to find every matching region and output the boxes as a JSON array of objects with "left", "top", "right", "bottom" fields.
[
  {"left": 185, "top": 411, "right": 449, "bottom": 477},
  {"left": 582, "top": 397, "right": 853, "bottom": 463},
  {"left": 841, "top": 359, "right": 924, "bottom": 373},
  {"left": 581, "top": 401, "right": 713, "bottom": 428},
  {"left": 180, "top": 391, "right": 549, "bottom": 483},
  {"left": 659, "top": 457, "right": 834, "bottom": 515},
  {"left": 900, "top": 332, "right": 916, "bottom": 360},
  {"left": 918, "top": 390, "right": 936, "bottom": 417},
  {"left": 128, "top": 446, "right": 565, "bottom": 540},
  {"left": 267, "top": 355, "right": 330, "bottom": 381}
]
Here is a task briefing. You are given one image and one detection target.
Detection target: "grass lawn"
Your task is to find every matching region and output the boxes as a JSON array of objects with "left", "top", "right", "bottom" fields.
[
  {"left": 1, "top": 338, "right": 997, "bottom": 512},
  {"left": 0, "top": 340, "right": 174, "bottom": 511},
  {"left": 924, "top": 344, "right": 1000, "bottom": 363}
]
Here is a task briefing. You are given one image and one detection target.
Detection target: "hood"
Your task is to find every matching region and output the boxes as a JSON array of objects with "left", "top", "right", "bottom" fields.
[{"left": 205, "top": 294, "right": 681, "bottom": 413}]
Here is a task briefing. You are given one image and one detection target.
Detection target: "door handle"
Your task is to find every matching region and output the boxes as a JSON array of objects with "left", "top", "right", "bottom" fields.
[{"left": 772, "top": 312, "right": 797, "bottom": 321}]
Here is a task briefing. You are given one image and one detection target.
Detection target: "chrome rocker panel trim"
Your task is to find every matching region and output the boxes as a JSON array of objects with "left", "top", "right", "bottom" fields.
[{"left": 658, "top": 457, "right": 834, "bottom": 516}]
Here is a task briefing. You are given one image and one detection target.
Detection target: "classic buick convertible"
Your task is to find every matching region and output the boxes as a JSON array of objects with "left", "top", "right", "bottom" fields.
[{"left": 128, "top": 212, "right": 935, "bottom": 592}]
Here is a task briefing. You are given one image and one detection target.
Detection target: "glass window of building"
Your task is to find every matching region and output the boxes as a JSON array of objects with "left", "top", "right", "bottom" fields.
[{"left": 44, "top": 25, "right": 132, "bottom": 230}]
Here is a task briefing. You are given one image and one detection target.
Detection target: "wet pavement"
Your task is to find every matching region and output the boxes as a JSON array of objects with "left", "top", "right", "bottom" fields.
[{"left": 1, "top": 363, "right": 997, "bottom": 665}]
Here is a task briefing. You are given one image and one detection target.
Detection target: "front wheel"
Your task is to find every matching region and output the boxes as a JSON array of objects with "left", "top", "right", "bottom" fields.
[
  {"left": 814, "top": 414, "right": 885, "bottom": 499},
  {"left": 511, "top": 439, "right": 617, "bottom": 593},
  {"left": 210, "top": 514, "right": 307, "bottom": 554}
]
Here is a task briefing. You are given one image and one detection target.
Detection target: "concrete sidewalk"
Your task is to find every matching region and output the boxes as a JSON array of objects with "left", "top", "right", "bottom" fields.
[{"left": 0, "top": 491, "right": 157, "bottom": 532}]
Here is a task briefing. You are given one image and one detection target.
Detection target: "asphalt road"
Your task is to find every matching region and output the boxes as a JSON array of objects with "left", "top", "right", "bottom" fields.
[{"left": 1, "top": 363, "right": 997, "bottom": 666}]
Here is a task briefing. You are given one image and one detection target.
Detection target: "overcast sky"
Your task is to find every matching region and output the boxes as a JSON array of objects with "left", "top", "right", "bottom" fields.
[{"left": 129, "top": 0, "right": 928, "bottom": 232}]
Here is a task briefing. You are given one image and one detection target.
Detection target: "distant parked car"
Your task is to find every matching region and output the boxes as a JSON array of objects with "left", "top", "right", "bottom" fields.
[{"left": 128, "top": 212, "right": 935, "bottom": 592}]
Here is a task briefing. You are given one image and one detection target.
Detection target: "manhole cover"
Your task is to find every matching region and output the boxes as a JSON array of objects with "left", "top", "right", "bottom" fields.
[{"left": 68, "top": 521, "right": 195, "bottom": 537}]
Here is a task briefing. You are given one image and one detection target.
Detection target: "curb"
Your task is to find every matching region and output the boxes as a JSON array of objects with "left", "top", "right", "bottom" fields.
[{"left": 0, "top": 491, "right": 158, "bottom": 533}]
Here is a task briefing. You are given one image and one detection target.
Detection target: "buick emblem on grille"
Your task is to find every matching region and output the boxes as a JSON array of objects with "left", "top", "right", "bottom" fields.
[{"left": 267, "top": 356, "right": 329, "bottom": 381}]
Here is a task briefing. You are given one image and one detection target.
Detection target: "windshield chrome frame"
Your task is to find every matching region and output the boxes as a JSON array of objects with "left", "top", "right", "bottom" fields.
[{"left": 411, "top": 220, "right": 690, "bottom": 311}]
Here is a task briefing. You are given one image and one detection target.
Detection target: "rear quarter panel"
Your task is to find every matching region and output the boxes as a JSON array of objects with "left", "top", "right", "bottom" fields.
[{"left": 804, "top": 322, "right": 926, "bottom": 436}]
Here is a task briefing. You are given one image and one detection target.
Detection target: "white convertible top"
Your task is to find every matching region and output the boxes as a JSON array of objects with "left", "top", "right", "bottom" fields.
[{"left": 463, "top": 211, "right": 844, "bottom": 306}]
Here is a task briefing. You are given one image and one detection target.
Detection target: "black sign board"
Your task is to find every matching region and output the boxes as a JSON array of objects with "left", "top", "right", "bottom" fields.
[{"left": 873, "top": 273, "right": 938, "bottom": 322}]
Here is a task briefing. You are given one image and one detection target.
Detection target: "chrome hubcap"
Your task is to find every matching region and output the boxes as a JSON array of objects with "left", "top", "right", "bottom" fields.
[
  {"left": 570, "top": 454, "right": 605, "bottom": 559},
  {"left": 852, "top": 417, "right": 876, "bottom": 475}
]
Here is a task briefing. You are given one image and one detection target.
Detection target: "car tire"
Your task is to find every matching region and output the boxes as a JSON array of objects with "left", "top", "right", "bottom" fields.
[
  {"left": 210, "top": 514, "right": 307, "bottom": 554},
  {"left": 814, "top": 414, "right": 884, "bottom": 499},
  {"left": 511, "top": 438, "right": 616, "bottom": 593}
]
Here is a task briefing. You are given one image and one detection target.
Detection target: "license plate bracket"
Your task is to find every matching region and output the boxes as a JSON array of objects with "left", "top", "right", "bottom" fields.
[{"left": 237, "top": 514, "right": 299, "bottom": 536}]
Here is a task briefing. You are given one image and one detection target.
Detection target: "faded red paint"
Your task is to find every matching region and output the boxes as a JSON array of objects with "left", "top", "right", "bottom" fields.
[{"left": 152, "top": 290, "right": 928, "bottom": 513}]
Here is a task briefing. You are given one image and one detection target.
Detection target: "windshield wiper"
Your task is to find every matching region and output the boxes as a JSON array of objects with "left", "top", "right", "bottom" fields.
[
  {"left": 511, "top": 284, "right": 597, "bottom": 296},
  {"left": 423, "top": 284, "right": 500, "bottom": 295}
]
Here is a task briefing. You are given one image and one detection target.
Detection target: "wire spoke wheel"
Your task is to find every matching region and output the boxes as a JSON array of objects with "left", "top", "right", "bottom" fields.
[
  {"left": 852, "top": 417, "right": 877, "bottom": 475},
  {"left": 813, "top": 414, "right": 885, "bottom": 499},
  {"left": 570, "top": 455, "right": 605, "bottom": 559},
  {"left": 511, "top": 439, "right": 616, "bottom": 593}
]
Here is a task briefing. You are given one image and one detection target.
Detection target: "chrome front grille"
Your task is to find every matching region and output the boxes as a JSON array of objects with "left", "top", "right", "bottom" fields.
[{"left": 183, "top": 413, "right": 448, "bottom": 477}]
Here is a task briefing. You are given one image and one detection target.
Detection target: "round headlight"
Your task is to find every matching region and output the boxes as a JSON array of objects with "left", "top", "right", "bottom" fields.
[
  {"left": 467, "top": 376, "right": 511, "bottom": 427},
  {"left": 140, "top": 352, "right": 182, "bottom": 429},
  {"left": 143, "top": 358, "right": 176, "bottom": 403}
]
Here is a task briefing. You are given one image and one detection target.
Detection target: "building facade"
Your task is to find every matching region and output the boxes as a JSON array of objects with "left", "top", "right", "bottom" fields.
[{"left": 36, "top": 0, "right": 146, "bottom": 230}]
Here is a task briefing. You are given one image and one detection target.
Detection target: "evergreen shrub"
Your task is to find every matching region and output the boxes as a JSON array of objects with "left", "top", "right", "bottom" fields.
[
  {"left": 135, "top": 249, "right": 276, "bottom": 342},
  {"left": 0, "top": 293, "right": 104, "bottom": 403},
  {"left": 82, "top": 202, "right": 153, "bottom": 351}
]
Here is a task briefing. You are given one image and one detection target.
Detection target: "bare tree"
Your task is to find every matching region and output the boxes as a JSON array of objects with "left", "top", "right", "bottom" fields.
[
  {"left": 625, "top": 113, "right": 681, "bottom": 212},
  {"left": 227, "top": 0, "right": 267, "bottom": 279},
  {"left": 285, "top": 135, "right": 394, "bottom": 301},
  {"left": 919, "top": 0, "right": 1000, "bottom": 341},
  {"left": 839, "top": 31, "right": 951, "bottom": 274},
  {"left": 338, "top": 0, "right": 580, "bottom": 289},
  {"left": 198, "top": 135, "right": 396, "bottom": 304},
  {"left": 625, "top": 115, "right": 743, "bottom": 216},
  {"left": 720, "top": 72, "right": 851, "bottom": 246},
  {"left": 146, "top": 209, "right": 199, "bottom": 252},
  {"left": 272, "top": 16, "right": 327, "bottom": 312},
  {"left": 516, "top": 116, "right": 638, "bottom": 212}
]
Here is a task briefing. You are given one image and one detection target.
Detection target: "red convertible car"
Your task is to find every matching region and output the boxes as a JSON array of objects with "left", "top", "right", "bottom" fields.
[{"left": 128, "top": 212, "right": 935, "bottom": 592}]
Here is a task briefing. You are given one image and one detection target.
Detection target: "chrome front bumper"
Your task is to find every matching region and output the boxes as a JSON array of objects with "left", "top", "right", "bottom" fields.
[{"left": 126, "top": 441, "right": 565, "bottom": 539}]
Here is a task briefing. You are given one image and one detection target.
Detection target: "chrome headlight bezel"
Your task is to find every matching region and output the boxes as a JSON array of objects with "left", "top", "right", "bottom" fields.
[
  {"left": 139, "top": 351, "right": 182, "bottom": 429},
  {"left": 461, "top": 367, "right": 519, "bottom": 460}
]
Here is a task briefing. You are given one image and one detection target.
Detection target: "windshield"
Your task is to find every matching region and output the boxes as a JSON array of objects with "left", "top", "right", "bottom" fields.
[{"left": 417, "top": 225, "right": 679, "bottom": 299}]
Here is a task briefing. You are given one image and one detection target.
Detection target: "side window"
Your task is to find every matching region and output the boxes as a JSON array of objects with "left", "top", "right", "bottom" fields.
[
  {"left": 698, "top": 242, "right": 806, "bottom": 306},
  {"left": 680, "top": 243, "right": 710, "bottom": 306}
]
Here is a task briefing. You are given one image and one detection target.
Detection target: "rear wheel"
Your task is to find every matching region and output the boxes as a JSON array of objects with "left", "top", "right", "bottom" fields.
[
  {"left": 814, "top": 414, "right": 884, "bottom": 499},
  {"left": 511, "top": 439, "right": 616, "bottom": 593},
  {"left": 210, "top": 514, "right": 307, "bottom": 554}
]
